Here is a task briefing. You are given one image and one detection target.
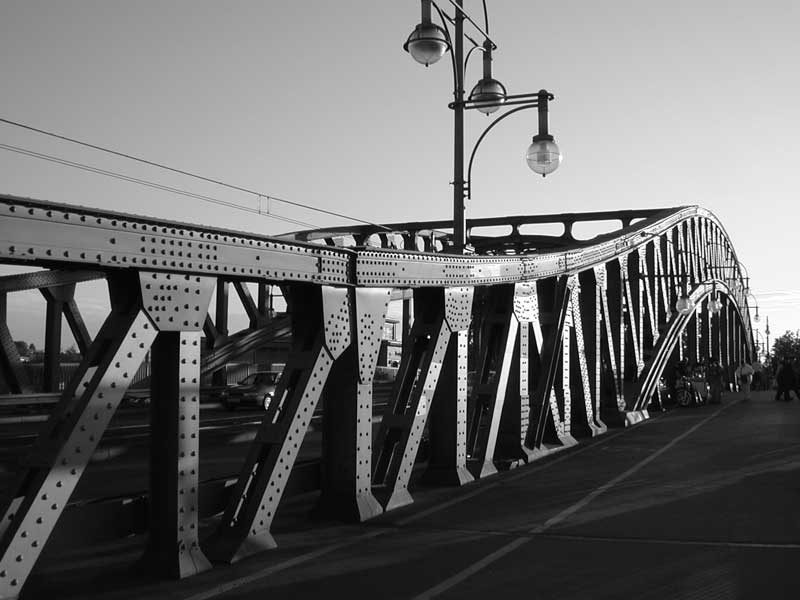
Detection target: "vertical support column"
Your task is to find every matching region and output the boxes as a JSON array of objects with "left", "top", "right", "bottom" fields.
[
  {"left": 41, "top": 284, "right": 76, "bottom": 392},
  {"left": 373, "top": 288, "right": 451, "bottom": 511},
  {"left": 0, "top": 292, "right": 31, "bottom": 394},
  {"left": 402, "top": 295, "right": 413, "bottom": 344},
  {"left": 605, "top": 259, "right": 626, "bottom": 411},
  {"left": 212, "top": 280, "right": 229, "bottom": 386},
  {"left": 528, "top": 276, "right": 574, "bottom": 449},
  {"left": 711, "top": 300, "right": 721, "bottom": 361},
  {"left": 569, "top": 279, "right": 604, "bottom": 436},
  {"left": 578, "top": 270, "right": 605, "bottom": 433},
  {"left": 140, "top": 273, "right": 215, "bottom": 578},
  {"left": 144, "top": 332, "right": 211, "bottom": 578},
  {"left": 316, "top": 288, "right": 390, "bottom": 522},
  {"left": 721, "top": 297, "right": 730, "bottom": 378},
  {"left": 425, "top": 287, "right": 474, "bottom": 485},
  {"left": 466, "top": 285, "right": 518, "bottom": 478},
  {"left": 497, "top": 282, "right": 545, "bottom": 463},
  {"left": 595, "top": 264, "right": 625, "bottom": 424}
]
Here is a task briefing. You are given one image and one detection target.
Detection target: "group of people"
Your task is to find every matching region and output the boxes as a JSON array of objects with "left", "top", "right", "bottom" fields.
[
  {"left": 775, "top": 359, "right": 799, "bottom": 401},
  {"left": 674, "top": 357, "right": 800, "bottom": 404}
]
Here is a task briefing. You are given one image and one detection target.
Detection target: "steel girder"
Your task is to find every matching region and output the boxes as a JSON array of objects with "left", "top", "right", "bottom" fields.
[{"left": 0, "top": 195, "right": 757, "bottom": 598}]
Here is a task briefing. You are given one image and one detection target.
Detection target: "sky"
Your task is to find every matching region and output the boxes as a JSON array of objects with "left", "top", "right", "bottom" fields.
[{"left": 1, "top": 1, "right": 799, "bottom": 351}]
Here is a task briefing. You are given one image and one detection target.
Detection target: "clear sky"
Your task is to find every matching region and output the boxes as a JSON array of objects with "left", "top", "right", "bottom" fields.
[{"left": 1, "top": 1, "right": 798, "bottom": 351}]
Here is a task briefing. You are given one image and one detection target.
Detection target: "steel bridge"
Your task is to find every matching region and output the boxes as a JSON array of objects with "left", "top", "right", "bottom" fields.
[{"left": 0, "top": 194, "right": 754, "bottom": 598}]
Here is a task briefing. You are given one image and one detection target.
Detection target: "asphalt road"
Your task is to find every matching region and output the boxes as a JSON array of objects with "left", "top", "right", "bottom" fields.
[{"left": 21, "top": 390, "right": 800, "bottom": 600}]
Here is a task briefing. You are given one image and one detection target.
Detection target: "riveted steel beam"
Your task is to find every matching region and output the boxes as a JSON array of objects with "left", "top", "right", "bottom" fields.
[
  {"left": 0, "top": 274, "right": 155, "bottom": 598},
  {"left": 0, "top": 195, "right": 352, "bottom": 286}
]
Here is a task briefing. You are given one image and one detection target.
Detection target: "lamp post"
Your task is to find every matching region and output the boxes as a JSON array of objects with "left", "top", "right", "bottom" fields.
[{"left": 404, "top": 0, "right": 561, "bottom": 253}]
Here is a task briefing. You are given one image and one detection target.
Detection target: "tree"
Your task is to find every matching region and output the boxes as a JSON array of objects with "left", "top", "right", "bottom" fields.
[
  {"left": 13, "top": 340, "right": 30, "bottom": 357},
  {"left": 771, "top": 331, "right": 800, "bottom": 366}
]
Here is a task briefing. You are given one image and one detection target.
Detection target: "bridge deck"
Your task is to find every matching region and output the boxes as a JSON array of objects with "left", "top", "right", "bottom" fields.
[{"left": 22, "top": 391, "right": 800, "bottom": 599}]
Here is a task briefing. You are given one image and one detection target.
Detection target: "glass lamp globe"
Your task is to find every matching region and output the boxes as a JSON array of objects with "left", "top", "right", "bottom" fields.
[
  {"left": 708, "top": 298, "right": 722, "bottom": 314},
  {"left": 404, "top": 24, "right": 450, "bottom": 67},
  {"left": 526, "top": 137, "right": 562, "bottom": 177},
  {"left": 754, "top": 312, "right": 760, "bottom": 322},
  {"left": 469, "top": 78, "right": 507, "bottom": 114},
  {"left": 675, "top": 295, "right": 694, "bottom": 316}
]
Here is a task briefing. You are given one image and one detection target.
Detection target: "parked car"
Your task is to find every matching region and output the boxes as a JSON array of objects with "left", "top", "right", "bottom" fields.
[{"left": 220, "top": 371, "right": 281, "bottom": 411}]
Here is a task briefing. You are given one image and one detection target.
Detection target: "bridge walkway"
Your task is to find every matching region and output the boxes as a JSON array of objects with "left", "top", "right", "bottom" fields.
[{"left": 22, "top": 391, "right": 800, "bottom": 599}]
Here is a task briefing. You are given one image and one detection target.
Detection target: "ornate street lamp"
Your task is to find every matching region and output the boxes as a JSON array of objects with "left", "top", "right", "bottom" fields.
[
  {"left": 404, "top": 0, "right": 561, "bottom": 253},
  {"left": 404, "top": 0, "right": 451, "bottom": 66},
  {"left": 526, "top": 90, "right": 562, "bottom": 177}
]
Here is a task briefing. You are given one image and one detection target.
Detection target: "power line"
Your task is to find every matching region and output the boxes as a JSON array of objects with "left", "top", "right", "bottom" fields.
[
  {"left": 0, "top": 143, "right": 319, "bottom": 230},
  {"left": 0, "top": 116, "right": 391, "bottom": 231}
]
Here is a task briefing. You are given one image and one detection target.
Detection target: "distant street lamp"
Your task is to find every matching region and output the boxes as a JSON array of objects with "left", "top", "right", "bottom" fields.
[
  {"left": 708, "top": 295, "right": 722, "bottom": 315},
  {"left": 675, "top": 292, "right": 694, "bottom": 316},
  {"left": 404, "top": 0, "right": 561, "bottom": 253}
]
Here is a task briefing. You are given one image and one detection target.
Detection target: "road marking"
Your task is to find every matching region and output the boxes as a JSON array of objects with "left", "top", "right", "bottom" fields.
[
  {"left": 182, "top": 529, "right": 388, "bottom": 600},
  {"left": 540, "top": 532, "right": 800, "bottom": 550},
  {"left": 399, "top": 424, "right": 639, "bottom": 527},
  {"left": 411, "top": 402, "right": 735, "bottom": 599},
  {"left": 180, "top": 412, "right": 659, "bottom": 599}
]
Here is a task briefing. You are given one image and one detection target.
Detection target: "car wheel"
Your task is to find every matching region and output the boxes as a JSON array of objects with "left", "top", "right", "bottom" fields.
[{"left": 223, "top": 400, "right": 235, "bottom": 411}]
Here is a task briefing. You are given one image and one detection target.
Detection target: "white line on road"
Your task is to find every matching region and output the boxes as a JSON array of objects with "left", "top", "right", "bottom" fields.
[
  {"left": 180, "top": 411, "right": 659, "bottom": 599},
  {"left": 411, "top": 401, "right": 737, "bottom": 599},
  {"left": 182, "top": 529, "right": 387, "bottom": 600}
]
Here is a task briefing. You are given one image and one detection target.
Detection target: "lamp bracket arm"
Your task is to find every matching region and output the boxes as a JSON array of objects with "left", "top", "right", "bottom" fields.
[
  {"left": 430, "top": 1, "right": 460, "bottom": 91},
  {"left": 466, "top": 103, "right": 537, "bottom": 199},
  {"left": 438, "top": 0, "right": 497, "bottom": 49}
]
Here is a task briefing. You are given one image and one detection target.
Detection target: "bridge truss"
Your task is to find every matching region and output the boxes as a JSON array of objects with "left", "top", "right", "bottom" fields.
[{"left": 0, "top": 194, "right": 754, "bottom": 597}]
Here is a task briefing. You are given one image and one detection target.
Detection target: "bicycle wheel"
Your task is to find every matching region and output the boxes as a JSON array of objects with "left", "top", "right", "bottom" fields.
[{"left": 676, "top": 387, "right": 692, "bottom": 407}]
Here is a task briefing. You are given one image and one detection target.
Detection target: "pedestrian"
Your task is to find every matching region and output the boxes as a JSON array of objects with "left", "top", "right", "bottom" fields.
[
  {"left": 735, "top": 359, "right": 755, "bottom": 400},
  {"left": 706, "top": 359, "right": 724, "bottom": 404},
  {"left": 775, "top": 359, "right": 796, "bottom": 402}
]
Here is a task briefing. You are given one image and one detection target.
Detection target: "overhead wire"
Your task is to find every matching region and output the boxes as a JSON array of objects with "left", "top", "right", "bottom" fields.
[
  {"left": 0, "top": 117, "right": 391, "bottom": 231},
  {"left": 0, "top": 143, "right": 319, "bottom": 230}
]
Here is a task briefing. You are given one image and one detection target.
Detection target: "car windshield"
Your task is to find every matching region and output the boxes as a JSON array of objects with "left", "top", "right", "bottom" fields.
[{"left": 238, "top": 372, "right": 278, "bottom": 385}]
